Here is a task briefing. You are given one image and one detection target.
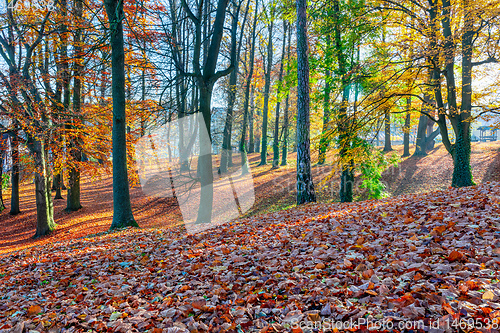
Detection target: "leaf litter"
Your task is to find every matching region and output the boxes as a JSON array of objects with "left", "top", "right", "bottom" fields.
[{"left": 2, "top": 183, "right": 500, "bottom": 332}]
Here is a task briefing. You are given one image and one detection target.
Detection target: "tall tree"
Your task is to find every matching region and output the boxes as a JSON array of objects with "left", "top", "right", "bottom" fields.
[
  {"left": 281, "top": 20, "right": 291, "bottom": 166},
  {"left": 383, "top": 109, "right": 392, "bottom": 152},
  {"left": 259, "top": 8, "right": 274, "bottom": 166},
  {"left": 240, "top": 0, "right": 259, "bottom": 171},
  {"left": 179, "top": 0, "right": 232, "bottom": 223},
  {"left": 402, "top": 97, "right": 411, "bottom": 157},
  {"left": 66, "top": 0, "right": 84, "bottom": 211},
  {"left": 0, "top": 5, "right": 57, "bottom": 237},
  {"left": 220, "top": 0, "right": 249, "bottom": 173},
  {"left": 248, "top": 85, "right": 256, "bottom": 153},
  {"left": 295, "top": 0, "right": 316, "bottom": 204},
  {"left": 105, "top": 0, "right": 139, "bottom": 229},
  {"left": 272, "top": 21, "right": 287, "bottom": 169},
  {"left": 331, "top": 0, "right": 354, "bottom": 203},
  {"left": 318, "top": 35, "right": 331, "bottom": 165}
]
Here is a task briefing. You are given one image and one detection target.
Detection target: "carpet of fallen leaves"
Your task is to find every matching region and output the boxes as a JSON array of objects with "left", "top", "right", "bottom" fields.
[{"left": 2, "top": 182, "right": 500, "bottom": 332}]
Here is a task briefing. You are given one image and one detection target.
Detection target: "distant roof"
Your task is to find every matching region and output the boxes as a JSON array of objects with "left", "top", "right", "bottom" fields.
[{"left": 478, "top": 126, "right": 498, "bottom": 131}]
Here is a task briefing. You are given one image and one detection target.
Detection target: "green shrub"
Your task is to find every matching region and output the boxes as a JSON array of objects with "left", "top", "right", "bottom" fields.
[
  {"left": 356, "top": 140, "right": 399, "bottom": 200},
  {"left": 2, "top": 172, "right": 9, "bottom": 191}
]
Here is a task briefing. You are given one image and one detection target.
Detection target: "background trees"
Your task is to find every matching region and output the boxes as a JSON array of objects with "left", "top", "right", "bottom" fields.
[{"left": 0, "top": 0, "right": 498, "bottom": 237}]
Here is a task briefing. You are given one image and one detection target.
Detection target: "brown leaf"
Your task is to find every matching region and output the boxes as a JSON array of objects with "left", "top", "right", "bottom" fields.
[
  {"left": 315, "top": 263, "right": 325, "bottom": 270},
  {"left": 192, "top": 300, "right": 206, "bottom": 310},
  {"left": 362, "top": 269, "right": 374, "bottom": 279},
  {"left": 27, "top": 305, "right": 42, "bottom": 317},
  {"left": 344, "top": 259, "right": 353, "bottom": 268},
  {"left": 307, "top": 312, "right": 320, "bottom": 322},
  {"left": 355, "top": 263, "right": 367, "bottom": 272},
  {"left": 447, "top": 250, "right": 463, "bottom": 262}
]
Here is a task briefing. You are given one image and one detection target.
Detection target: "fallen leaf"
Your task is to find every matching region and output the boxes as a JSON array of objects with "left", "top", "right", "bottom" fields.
[{"left": 27, "top": 305, "right": 42, "bottom": 317}]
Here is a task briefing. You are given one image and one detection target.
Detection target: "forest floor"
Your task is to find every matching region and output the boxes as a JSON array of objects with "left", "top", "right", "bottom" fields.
[
  {"left": 0, "top": 143, "right": 500, "bottom": 332},
  {"left": 1, "top": 173, "right": 500, "bottom": 331},
  {"left": 1, "top": 141, "right": 499, "bottom": 255}
]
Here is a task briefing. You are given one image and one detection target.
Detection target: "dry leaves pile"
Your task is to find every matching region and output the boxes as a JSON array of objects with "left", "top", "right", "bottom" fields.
[{"left": 2, "top": 183, "right": 500, "bottom": 332}]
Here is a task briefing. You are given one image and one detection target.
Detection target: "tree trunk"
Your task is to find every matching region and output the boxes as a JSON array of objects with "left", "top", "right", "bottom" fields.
[
  {"left": 196, "top": 86, "right": 215, "bottom": 223},
  {"left": 452, "top": 0, "right": 474, "bottom": 187},
  {"left": 66, "top": 0, "right": 84, "bottom": 212},
  {"left": 452, "top": 123, "right": 473, "bottom": 187},
  {"left": 219, "top": 6, "right": 239, "bottom": 173},
  {"left": 10, "top": 134, "right": 20, "bottom": 215},
  {"left": 240, "top": 90, "right": 250, "bottom": 174},
  {"left": 259, "top": 20, "right": 273, "bottom": 166},
  {"left": 140, "top": 67, "right": 146, "bottom": 137},
  {"left": 248, "top": 86, "right": 255, "bottom": 153},
  {"left": 402, "top": 97, "right": 411, "bottom": 157},
  {"left": 240, "top": 0, "right": 259, "bottom": 165},
  {"left": 32, "top": 139, "right": 56, "bottom": 238},
  {"left": 338, "top": 88, "right": 352, "bottom": 203},
  {"left": 220, "top": 0, "right": 248, "bottom": 173},
  {"left": 180, "top": 0, "right": 230, "bottom": 224},
  {"left": 318, "top": 36, "right": 331, "bottom": 165},
  {"left": 414, "top": 113, "right": 427, "bottom": 156},
  {"left": 383, "top": 110, "right": 392, "bottom": 152},
  {"left": 296, "top": 0, "right": 316, "bottom": 204},
  {"left": 272, "top": 22, "right": 287, "bottom": 169},
  {"left": 281, "top": 23, "right": 291, "bottom": 166},
  {"left": 53, "top": 174, "right": 63, "bottom": 199},
  {"left": 105, "top": 0, "right": 138, "bottom": 230},
  {"left": 318, "top": 68, "right": 331, "bottom": 164},
  {"left": 413, "top": 91, "right": 433, "bottom": 156},
  {"left": 332, "top": 0, "right": 352, "bottom": 202},
  {"left": 57, "top": 0, "right": 72, "bottom": 200}
]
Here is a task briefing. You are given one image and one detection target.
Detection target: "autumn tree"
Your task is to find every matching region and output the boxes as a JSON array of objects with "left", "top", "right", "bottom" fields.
[
  {"left": 240, "top": 0, "right": 259, "bottom": 173},
  {"left": 177, "top": 0, "right": 232, "bottom": 223},
  {"left": 271, "top": 21, "right": 288, "bottom": 169},
  {"left": 0, "top": 4, "right": 57, "bottom": 237},
  {"left": 105, "top": 0, "right": 139, "bottom": 229},
  {"left": 281, "top": 20, "right": 292, "bottom": 166},
  {"left": 220, "top": 0, "right": 249, "bottom": 174},
  {"left": 295, "top": 0, "right": 316, "bottom": 204},
  {"left": 259, "top": 3, "right": 275, "bottom": 166},
  {"left": 66, "top": 0, "right": 84, "bottom": 211}
]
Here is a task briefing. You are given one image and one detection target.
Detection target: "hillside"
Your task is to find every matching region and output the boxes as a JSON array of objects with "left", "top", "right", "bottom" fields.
[
  {"left": 1, "top": 181, "right": 500, "bottom": 332},
  {"left": 0, "top": 142, "right": 499, "bottom": 255}
]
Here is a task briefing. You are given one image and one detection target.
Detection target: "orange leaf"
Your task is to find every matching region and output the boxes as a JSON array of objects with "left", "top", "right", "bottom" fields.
[
  {"left": 362, "top": 269, "right": 374, "bottom": 279},
  {"left": 315, "top": 263, "right": 325, "bottom": 270},
  {"left": 27, "top": 305, "right": 42, "bottom": 317}
]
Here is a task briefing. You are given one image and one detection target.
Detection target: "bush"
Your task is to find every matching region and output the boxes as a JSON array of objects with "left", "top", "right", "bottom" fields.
[
  {"left": 357, "top": 140, "right": 399, "bottom": 200},
  {"left": 2, "top": 173, "right": 9, "bottom": 191}
]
